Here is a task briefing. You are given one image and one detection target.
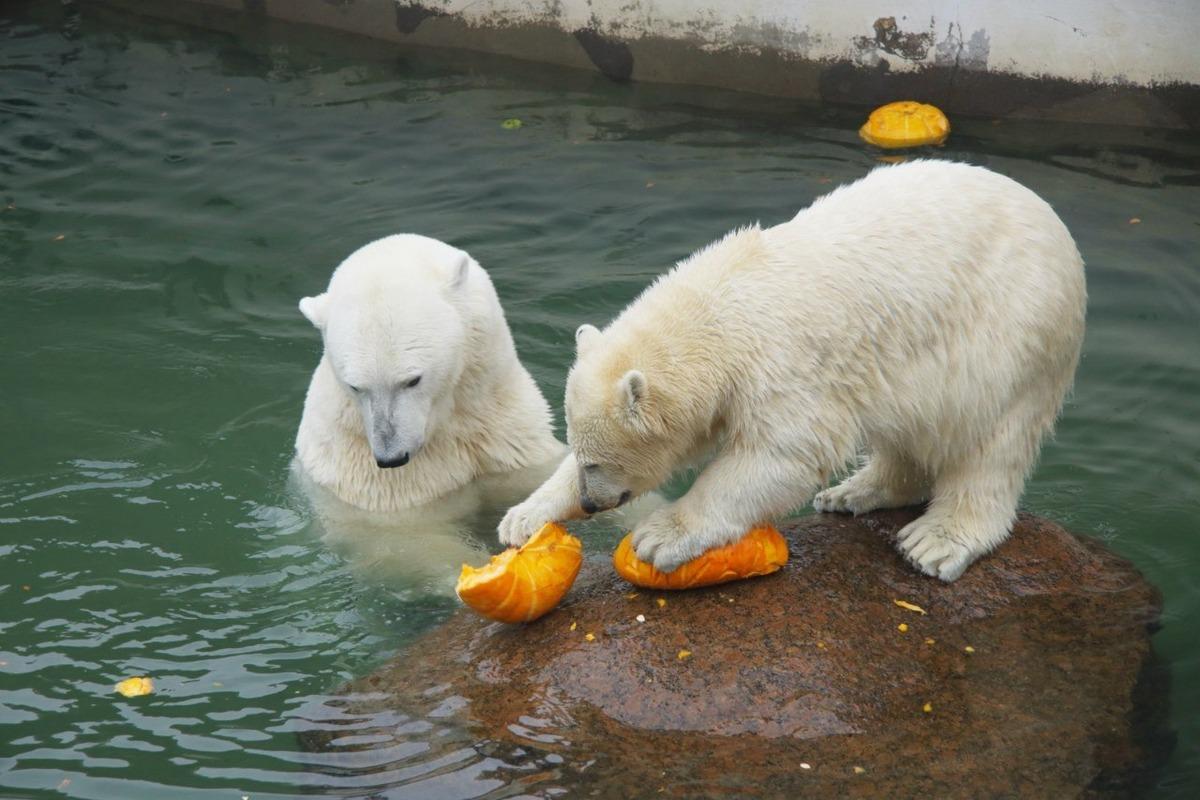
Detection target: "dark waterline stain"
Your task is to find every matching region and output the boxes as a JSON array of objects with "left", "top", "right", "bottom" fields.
[
  {"left": 573, "top": 27, "right": 634, "bottom": 83},
  {"left": 395, "top": 2, "right": 446, "bottom": 35}
]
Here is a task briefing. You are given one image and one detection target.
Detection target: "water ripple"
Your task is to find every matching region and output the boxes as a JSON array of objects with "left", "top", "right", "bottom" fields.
[{"left": 1, "top": 2, "right": 1198, "bottom": 798}]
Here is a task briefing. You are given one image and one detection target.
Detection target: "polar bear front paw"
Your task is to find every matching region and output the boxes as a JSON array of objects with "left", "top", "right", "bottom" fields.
[
  {"left": 498, "top": 501, "right": 551, "bottom": 548},
  {"left": 895, "top": 516, "right": 976, "bottom": 582},
  {"left": 632, "top": 509, "right": 709, "bottom": 574}
]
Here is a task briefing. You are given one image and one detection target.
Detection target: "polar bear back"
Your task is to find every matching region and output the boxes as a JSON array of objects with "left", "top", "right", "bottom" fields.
[
  {"left": 789, "top": 162, "right": 1082, "bottom": 455},
  {"left": 617, "top": 160, "right": 1086, "bottom": 465}
]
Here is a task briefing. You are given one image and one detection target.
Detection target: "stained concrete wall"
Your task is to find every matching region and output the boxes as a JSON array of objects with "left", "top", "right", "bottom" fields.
[
  {"left": 382, "top": 0, "right": 1200, "bottom": 86},
  {"left": 105, "top": 0, "right": 1200, "bottom": 128}
]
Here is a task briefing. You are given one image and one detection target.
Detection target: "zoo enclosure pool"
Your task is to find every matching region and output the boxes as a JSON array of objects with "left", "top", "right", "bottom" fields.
[{"left": 1, "top": 2, "right": 1199, "bottom": 798}]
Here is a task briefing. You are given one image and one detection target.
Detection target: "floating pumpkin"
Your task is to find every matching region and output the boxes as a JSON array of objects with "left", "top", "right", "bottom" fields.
[
  {"left": 613, "top": 525, "right": 788, "bottom": 589},
  {"left": 114, "top": 676, "right": 154, "bottom": 697},
  {"left": 859, "top": 101, "right": 950, "bottom": 148},
  {"left": 456, "top": 522, "right": 582, "bottom": 623}
]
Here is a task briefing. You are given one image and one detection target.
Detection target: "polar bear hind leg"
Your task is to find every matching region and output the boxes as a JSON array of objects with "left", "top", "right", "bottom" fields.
[
  {"left": 813, "top": 450, "right": 928, "bottom": 515},
  {"left": 895, "top": 398, "right": 1054, "bottom": 582}
]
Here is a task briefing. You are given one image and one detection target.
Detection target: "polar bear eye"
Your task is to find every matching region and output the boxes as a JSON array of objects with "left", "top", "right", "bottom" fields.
[
  {"left": 405, "top": 375, "right": 422, "bottom": 388},
  {"left": 347, "top": 384, "right": 363, "bottom": 394}
]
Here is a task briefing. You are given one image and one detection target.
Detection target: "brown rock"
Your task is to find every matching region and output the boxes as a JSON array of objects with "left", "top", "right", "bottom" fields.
[{"left": 298, "top": 510, "right": 1170, "bottom": 798}]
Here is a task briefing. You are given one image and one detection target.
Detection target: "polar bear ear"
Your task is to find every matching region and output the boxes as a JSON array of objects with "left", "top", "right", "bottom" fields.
[
  {"left": 298, "top": 293, "right": 330, "bottom": 330},
  {"left": 618, "top": 369, "right": 647, "bottom": 414},
  {"left": 447, "top": 253, "right": 470, "bottom": 292},
  {"left": 575, "top": 324, "right": 600, "bottom": 355}
]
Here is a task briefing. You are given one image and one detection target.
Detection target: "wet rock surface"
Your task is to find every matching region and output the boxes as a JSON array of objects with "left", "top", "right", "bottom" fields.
[{"left": 300, "top": 510, "right": 1170, "bottom": 798}]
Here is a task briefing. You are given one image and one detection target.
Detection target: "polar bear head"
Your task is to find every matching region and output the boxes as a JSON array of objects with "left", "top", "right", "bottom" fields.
[
  {"left": 299, "top": 235, "right": 477, "bottom": 468},
  {"left": 564, "top": 323, "right": 683, "bottom": 513}
]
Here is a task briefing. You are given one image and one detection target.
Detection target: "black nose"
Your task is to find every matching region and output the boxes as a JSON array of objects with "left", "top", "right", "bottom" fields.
[
  {"left": 376, "top": 452, "right": 410, "bottom": 468},
  {"left": 580, "top": 497, "right": 598, "bottom": 514}
]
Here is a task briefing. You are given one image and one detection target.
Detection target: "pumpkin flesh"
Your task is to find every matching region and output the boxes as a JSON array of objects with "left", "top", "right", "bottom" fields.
[{"left": 457, "top": 522, "right": 582, "bottom": 623}]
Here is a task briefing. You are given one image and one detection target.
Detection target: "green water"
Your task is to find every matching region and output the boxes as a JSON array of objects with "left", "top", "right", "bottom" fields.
[{"left": 2, "top": 2, "right": 1198, "bottom": 797}]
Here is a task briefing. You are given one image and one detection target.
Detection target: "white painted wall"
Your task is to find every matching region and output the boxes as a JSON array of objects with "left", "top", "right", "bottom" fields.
[{"left": 440, "top": 0, "right": 1200, "bottom": 86}]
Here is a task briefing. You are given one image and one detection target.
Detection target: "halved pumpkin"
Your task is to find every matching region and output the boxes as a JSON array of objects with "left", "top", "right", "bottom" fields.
[
  {"left": 859, "top": 101, "right": 950, "bottom": 148},
  {"left": 613, "top": 525, "right": 788, "bottom": 589},
  {"left": 456, "top": 522, "right": 582, "bottom": 623}
]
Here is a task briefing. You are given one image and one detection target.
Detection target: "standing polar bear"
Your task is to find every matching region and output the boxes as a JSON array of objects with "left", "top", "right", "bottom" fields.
[
  {"left": 500, "top": 161, "right": 1086, "bottom": 582},
  {"left": 295, "top": 234, "right": 563, "bottom": 513}
]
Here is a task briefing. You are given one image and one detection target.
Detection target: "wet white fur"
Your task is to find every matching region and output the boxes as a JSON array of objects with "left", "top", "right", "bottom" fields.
[
  {"left": 290, "top": 454, "right": 563, "bottom": 596},
  {"left": 500, "top": 161, "right": 1086, "bottom": 581},
  {"left": 294, "top": 234, "right": 563, "bottom": 512}
]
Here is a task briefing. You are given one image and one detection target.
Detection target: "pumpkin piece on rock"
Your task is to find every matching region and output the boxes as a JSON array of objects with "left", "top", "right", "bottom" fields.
[
  {"left": 613, "top": 525, "right": 788, "bottom": 590},
  {"left": 457, "top": 522, "right": 582, "bottom": 623}
]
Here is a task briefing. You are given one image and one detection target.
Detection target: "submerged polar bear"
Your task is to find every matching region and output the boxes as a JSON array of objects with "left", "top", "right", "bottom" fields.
[
  {"left": 294, "top": 234, "right": 563, "bottom": 513},
  {"left": 294, "top": 234, "right": 657, "bottom": 591},
  {"left": 500, "top": 161, "right": 1086, "bottom": 582}
]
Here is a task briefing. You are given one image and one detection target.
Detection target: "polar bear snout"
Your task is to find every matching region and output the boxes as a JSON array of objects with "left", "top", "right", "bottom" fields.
[
  {"left": 368, "top": 424, "right": 422, "bottom": 469},
  {"left": 579, "top": 461, "right": 633, "bottom": 513},
  {"left": 355, "top": 389, "right": 430, "bottom": 470},
  {"left": 579, "top": 489, "right": 632, "bottom": 514}
]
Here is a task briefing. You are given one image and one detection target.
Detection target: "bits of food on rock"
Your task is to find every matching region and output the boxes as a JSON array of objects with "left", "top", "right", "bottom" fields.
[{"left": 893, "top": 599, "right": 927, "bottom": 614}]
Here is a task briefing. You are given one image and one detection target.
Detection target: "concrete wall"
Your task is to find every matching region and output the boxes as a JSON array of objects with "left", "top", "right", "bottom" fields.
[
  {"left": 398, "top": 0, "right": 1200, "bottom": 86},
  {"left": 106, "top": 0, "right": 1200, "bottom": 128}
]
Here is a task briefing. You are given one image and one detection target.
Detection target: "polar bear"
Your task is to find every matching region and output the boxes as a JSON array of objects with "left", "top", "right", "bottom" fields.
[
  {"left": 294, "top": 234, "right": 564, "bottom": 514},
  {"left": 499, "top": 161, "right": 1086, "bottom": 582}
]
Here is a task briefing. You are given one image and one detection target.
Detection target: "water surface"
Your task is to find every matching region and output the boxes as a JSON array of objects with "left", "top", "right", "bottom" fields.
[{"left": 2, "top": 2, "right": 1198, "bottom": 797}]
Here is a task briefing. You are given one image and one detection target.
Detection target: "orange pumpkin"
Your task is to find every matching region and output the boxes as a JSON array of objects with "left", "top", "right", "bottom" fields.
[
  {"left": 612, "top": 525, "right": 788, "bottom": 589},
  {"left": 859, "top": 101, "right": 950, "bottom": 149},
  {"left": 456, "top": 522, "right": 582, "bottom": 623}
]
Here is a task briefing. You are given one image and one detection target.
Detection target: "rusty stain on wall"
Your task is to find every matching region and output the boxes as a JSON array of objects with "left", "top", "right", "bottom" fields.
[{"left": 856, "top": 16, "right": 935, "bottom": 62}]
